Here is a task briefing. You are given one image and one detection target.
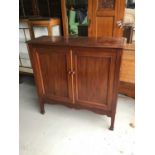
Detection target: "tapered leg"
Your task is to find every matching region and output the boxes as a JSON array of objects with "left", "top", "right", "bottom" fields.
[
  {"left": 109, "top": 116, "right": 114, "bottom": 130},
  {"left": 40, "top": 100, "right": 45, "bottom": 114}
]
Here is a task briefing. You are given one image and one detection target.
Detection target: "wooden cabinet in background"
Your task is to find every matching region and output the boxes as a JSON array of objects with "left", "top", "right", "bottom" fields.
[
  {"left": 120, "top": 44, "right": 135, "bottom": 84},
  {"left": 89, "top": 0, "right": 125, "bottom": 37},
  {"left": 27, "top": 36, "right": 125, "bottom": 130},
  {"left": 61, "top": 0, "right": 125, "bottom": 37},
  {"left": 119, "top": 43, "right": 135, "bottom": 97},
  {"left": 19, "top": 0, "right": 61, "bottom": 18}
]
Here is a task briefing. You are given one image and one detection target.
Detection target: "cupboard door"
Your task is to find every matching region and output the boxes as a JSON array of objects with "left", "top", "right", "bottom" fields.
[
  {"left": 72, "top": 48, "right": 117, "bottom": 110},
  {"left": 33, "top": 46, "right": 74, "bottom": 103},
  {"left": 88, "top": 0, "right": 125, "bottom": 37}
]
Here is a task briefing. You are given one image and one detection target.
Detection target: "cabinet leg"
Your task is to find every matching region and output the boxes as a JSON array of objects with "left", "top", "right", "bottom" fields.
[
  {"left": 109, "top": 116, "right": 115, "bottom": 130},
  {"left": 40, "top": 101, "right": 45, "bottom": 114}
]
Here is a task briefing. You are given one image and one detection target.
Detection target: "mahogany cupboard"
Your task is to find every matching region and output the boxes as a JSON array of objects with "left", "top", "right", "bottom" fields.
[{"left": 27, "top": 36, "right": 125, "bottom": 130}]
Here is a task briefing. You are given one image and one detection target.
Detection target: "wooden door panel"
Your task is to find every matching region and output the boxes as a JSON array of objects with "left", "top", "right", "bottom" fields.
[
  {"left": 89, "top": 0, "right": 125, "bottom": 37},
  {"left": 35, "top": 46, "right": 73, "bottom": 103},
  {"left": 73, "top": 48, "right": 116, "bottom": 110},
  {"left": 96, "top": 17, "right": 114, "bottom": 37},
  {"left": 98, "top": 0, "right": 115, "bottom": 9},
  {"left": 39, "top": 52, "right": 68, "bottom": 97},
  {"left": 76, "top": 56, "right": 110, "bottom": 104}
]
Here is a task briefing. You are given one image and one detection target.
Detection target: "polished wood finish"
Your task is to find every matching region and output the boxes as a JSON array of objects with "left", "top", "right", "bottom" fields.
[
  {"left": 27, "top": 36, "right": 125, "bottom": 130},
  {"left": 36, "top": 46, "right": 73, "bottom": 103},
  {"left": 72, "top": 48, "right": 116, "bottom": 111},
  {"left": 27, "top": 36, "right": 125, "bottom": 48}
]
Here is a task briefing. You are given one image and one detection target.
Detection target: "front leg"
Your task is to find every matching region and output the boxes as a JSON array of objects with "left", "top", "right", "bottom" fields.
[
  {"left": 109, "top": 116, "right": 114, "bottom": 130},
  {"left": 109, "top": 111, "right": 116, "bottom": 130}
]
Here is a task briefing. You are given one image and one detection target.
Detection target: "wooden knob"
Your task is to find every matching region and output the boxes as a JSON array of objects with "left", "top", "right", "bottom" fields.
[
  {"left": 68, "top": 70, "right": 72, "bottom": 75},
  {"left": 72, "top": 71, "right": 75, "bottom": 75}
]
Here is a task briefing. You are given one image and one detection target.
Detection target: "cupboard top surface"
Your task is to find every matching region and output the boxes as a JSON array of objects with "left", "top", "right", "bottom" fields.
[{"left": 27, "top": 36, "right": 126, "bottom": 49}]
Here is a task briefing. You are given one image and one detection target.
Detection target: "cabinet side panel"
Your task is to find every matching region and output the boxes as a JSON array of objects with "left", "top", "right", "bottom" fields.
[{"left": 27, "top": 45, "right": 45, "bottom": 99}]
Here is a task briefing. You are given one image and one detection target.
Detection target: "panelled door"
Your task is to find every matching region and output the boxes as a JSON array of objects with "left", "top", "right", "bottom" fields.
[
  {"left": 72, "top": 48, "right": 117, "bottom": 110},
  {"left": 88, "top": 0, "right": 125, "bottom": 37},
  {"left": 34, "top": 46, "right": 74, "bottom": 103}
]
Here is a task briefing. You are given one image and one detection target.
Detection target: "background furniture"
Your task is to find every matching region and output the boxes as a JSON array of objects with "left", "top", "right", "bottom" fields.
[
  {"left": 29, "top": 18, "right": 61, "bottom": 39},
  {"left": 78, "top": 25, "right": 88, "bottom": 36},
  {"left": 19, "top": 0, "right": 61, "bottom": 18},
  {"left": 126, "top": 0, "right": 135, "bottom": 9},
  {"left": 27, "top": 36, "right": 125, "bottom": 130},
  {"left": 120, "top": 6, "right": 135, "bottom": 97},
  {"left": 123, "top": 8, "right": 135, "bottom": 43},
  {"left": 19, "top": 19, "right": 33, "bottom": 74},
  {"left": 119, "top": 44, "right": 135, "bottom": 97},
  {"left": 19, "top": 18, "right": 61, "bottom": 75},
  {"left": 61, "top": 0, "right": 88, "bottom": 36},
  {"left": 61, "top": 0, "right": 125, "bottom": 37}
]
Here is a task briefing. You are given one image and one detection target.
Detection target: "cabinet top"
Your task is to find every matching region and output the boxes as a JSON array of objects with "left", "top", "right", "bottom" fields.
[{"left": 27, "top": 36, "right": 126, "bottom": 49}]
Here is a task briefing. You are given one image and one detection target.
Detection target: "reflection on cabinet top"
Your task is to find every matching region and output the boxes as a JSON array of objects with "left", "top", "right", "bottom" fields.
[{"left": 27, "top": 36, "right": 126, "bottom": 49}]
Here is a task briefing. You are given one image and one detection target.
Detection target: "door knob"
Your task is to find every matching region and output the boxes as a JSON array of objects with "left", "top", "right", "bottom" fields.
[
  {"left": 72, "top": 71, "right": 75, "bottom": 75},
  {"left": 68, "top": 70, "right": 75, "bottom": 75},
  {"left": 68, "top": 70, "right": 72, "bottom": 75}
]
